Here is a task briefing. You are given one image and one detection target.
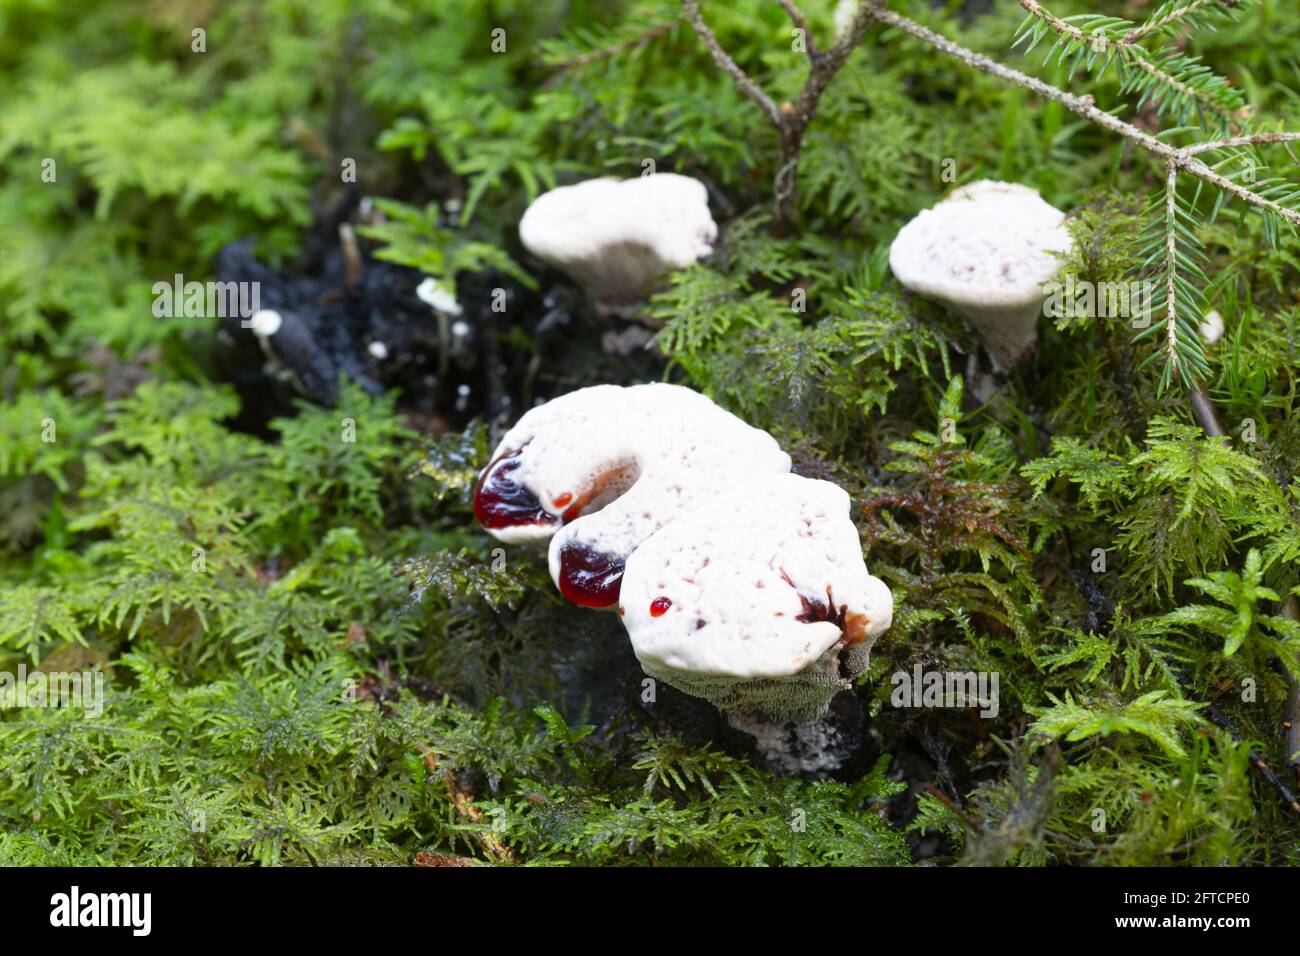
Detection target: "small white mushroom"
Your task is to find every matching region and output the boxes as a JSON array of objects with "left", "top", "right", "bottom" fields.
[
  {"left": 473, "top": 383, "right": 789, "bottom": 607},
  {"left": 518, "top": 174, "right": 717, "bottom": 306},
  {"left": 248, "top": 308, "right": 283, "bottom": 337},
  {"left": 620, "top": 473, "right": 893, "bottom": 771},
  {"left": 889, "top": 180, "right": 1073, "bottom": 371},
  {"left": 416, "top": 276, "right": 463, "bottom": 316},
  {"left": 832, "top": 0, "right": 857, "bottom": 39},
  {"left": 1199, "top": 309, "right": 1224, "bottom": 345}
]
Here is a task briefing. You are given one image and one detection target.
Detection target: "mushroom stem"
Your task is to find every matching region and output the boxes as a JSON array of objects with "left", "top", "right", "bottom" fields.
[
  {"left": 725, "top": 698, "right": 864, "bottom": 777},
  {"left": 948, "top": 300, "right": 1041, "bottom": 374},
  {"left": 642, "top": 641, "right": 871, "bottom": 776}
]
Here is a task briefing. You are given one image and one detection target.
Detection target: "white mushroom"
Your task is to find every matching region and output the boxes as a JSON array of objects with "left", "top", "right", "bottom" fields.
[
  {"left": 832, "top": 0, "right": 858, "bottom": 39},
  {"left": 518, "top": 174, "right": 717, "bottom": 306},
  {"left": 1199, "top": 309, "right": 1224, "bottom": 345},
  {"left": 248, "top": 308, "right": 283, "bottom": 337},
  {"left": 620, "top": 473, "right": 893, "bottom": 770},
  {"left": 416, "top": 276, "right": 463, "bottom": 316},
  {"left": 473, "top": 383, "right": 790, "bottom": 607},
  {"left": 889, "top": 180, "right": 1073, "bottom": 371}
]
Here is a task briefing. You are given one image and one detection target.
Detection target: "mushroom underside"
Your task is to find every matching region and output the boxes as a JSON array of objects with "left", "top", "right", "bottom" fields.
[{"left": 640, "top": 637, "right": 875, "bottom": 725}]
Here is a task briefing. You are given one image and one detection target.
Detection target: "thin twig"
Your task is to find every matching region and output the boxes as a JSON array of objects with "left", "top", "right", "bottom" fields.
[
  {"left": 1164, "top": 161, "right": 1180, "bottom": 371},
  {"left": 778, "top": 0, "right": 819, "bottom": 61},
  {"left": 1202, "top": 700, "right": 1300, "bottom": 816},
  {"left": 790, "top": 0, "right": 879, "bottom": 126},
  {"left": 420, "top": 748, "right": 519, "bottom": 863},
  {"left": 1188, "top": 387, "right": 1227, "bottom": 437},
  {"left": 680, "top": 0, "right": 780, "bottom": 126}
]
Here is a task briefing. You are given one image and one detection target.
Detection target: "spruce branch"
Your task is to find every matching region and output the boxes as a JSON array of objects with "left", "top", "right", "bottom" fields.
[
  {"left": 1185, "top": 131, "right": 1300, "bottom": 156},
  {"left": 1015, "top": 0, "right": 1247, "bottom": 130},
  {"left": 866, "top": 6, "right": 1300, "bottom": 228},
  {"left": 1118, "top": 0, "right": 1245, "bottom": 47},
  {"left": 1164, "top": 161, "right": 1181, "bottom": 373}
]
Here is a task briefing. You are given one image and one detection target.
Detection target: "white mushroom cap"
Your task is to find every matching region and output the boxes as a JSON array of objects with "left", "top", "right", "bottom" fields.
[
  {"left": 473, "top": 383, "right": 790, "bottom": 607},
  {"left": 889, "top": 180, "right": 1072, "bottom": 371},
  {"left": 621, "top": 473, "right": 893, "bottom": 723},
  {"left": 518, "top": 174, "right": 717, "bottom": 305},
  {"left": 1199, "top": 309, "right": 1224, "bottom": 345},
  {"left": 248, "top": 308, "right": 283, "bottom": 337},
  {"left": 416, "top": 276, "right": 463, "bottom": 316}
]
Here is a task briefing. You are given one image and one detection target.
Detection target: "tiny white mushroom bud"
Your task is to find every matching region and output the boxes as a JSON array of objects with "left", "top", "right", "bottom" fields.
[
  {"left": 889, "top": 180, "right": 1073, "bottom": 372},
  {"left": 367, "top": 340, "right": 389, "bottom": 360},
  {"left": 518, "top": 174, "right": 717, "bottom": 307},
  {"left": 621, "top": 473, "right": 893, "bottom": 770},
  {"left": 1199, "top": 309, "right": 1224, "bottom": 345},
  {"left": 832, "top": 0, "right": 857, "bottom": 40},
  {"left": 248, "top": 308, "right": 283, "bottom": 337},
  {"left": 416, "top": 276, "right": 463, "bottom": 316},
  {"left": 473, "top": 383, "right": 789, "bottom": 608}
]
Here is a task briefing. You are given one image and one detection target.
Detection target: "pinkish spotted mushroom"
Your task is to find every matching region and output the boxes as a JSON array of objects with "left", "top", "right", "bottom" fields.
[
  {"left": 473, "top": 383, "right": 790, "bottom": 608},
  {"left": 619, "top": 473, "right": 893, "bottom": 772},
  {"left": 889, "top": 180, "right": 1073, "bottom": 372},
  {"left": 518, "top": 174, "right": 717, "bottom": 308}
]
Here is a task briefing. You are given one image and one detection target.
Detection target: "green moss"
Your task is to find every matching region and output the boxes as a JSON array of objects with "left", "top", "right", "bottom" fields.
[{"left": 2, "top": 0, "right": 1299, "bottom": 866}]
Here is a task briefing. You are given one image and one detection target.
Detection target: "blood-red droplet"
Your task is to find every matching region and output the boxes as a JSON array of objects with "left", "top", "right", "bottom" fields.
[
  {"left": 557, "top": 543, "right": 624, "bottom": 608},
  {"left": 553, "top": 492, "right": 573, "bottom": 509},
  {"left": 650, "top": 597, "right": 672, "bottom": 617},
  {"left": 473, "top": 449, "right": 558, "bottom": 531}
]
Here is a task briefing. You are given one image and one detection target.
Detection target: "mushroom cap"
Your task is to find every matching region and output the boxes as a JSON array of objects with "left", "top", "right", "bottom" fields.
[
  {"left": 518, "top": 174, "right": 717, "bottom": 303},
  {"left": 1199, "top": 309, "right": 1224, "bottom": 345},
  {"left": 473, "top": 383, "right": 791, "bottom": 604},
  {"left": 248, "top": 308, "right": 283, "bottom": 336},
  {"left": 888, "top": 180, "right": 1072, "bottom": 369},
  {"left": 415, "top": 276, "right": 463, "bottom": 316},
  {"left": 621, "top": 473, "right": 893, "bottom": 722}
]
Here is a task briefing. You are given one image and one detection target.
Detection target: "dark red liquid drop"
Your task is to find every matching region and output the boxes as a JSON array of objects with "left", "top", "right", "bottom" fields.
[
  {"left": 473, "top": 450, "right": 558, "bottom": 532},
  {"left": 791, "top": 582, "right": 865, "bottom": 643},
  {"left": 557, "top": 543, "right": 624, "bottom": 608},
  {"left": 650, "top": 596, "right": 672, "bottom": 617}
]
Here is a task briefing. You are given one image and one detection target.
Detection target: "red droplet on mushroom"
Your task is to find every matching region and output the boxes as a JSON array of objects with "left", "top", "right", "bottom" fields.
[
  {"left": 473, "top": 449, "right": 558, "bottom": 531},
  {"left": 650, "top": 596, "right": 672, "bottom": 617},
  {"left": 553, "top": 492, "right": 573, "bottom": 509},
  {"left": 557, "top": 543, "right": 624, "bottom": 608}
]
